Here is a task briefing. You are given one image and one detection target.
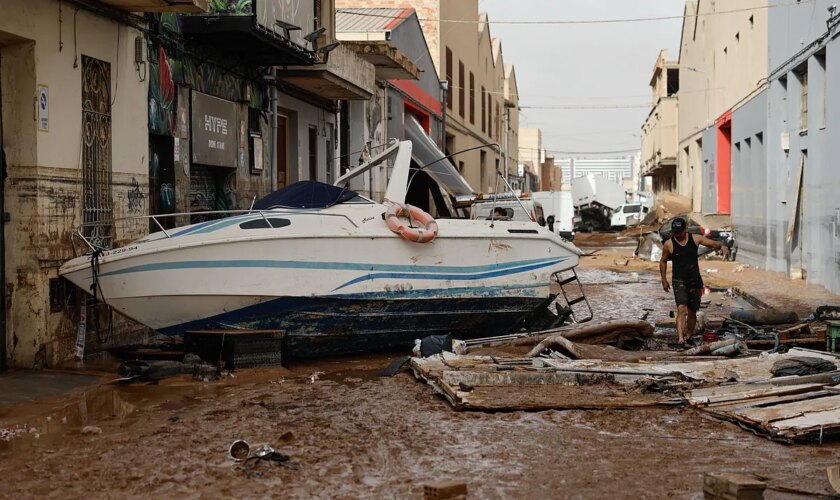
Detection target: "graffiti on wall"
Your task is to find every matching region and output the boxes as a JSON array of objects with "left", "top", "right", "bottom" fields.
[
  {"left": 149, "top": 45, "right": 176, "bottom": 136},
  {"left": 126, "top": 177, "right": 146, "bottom": 215}
]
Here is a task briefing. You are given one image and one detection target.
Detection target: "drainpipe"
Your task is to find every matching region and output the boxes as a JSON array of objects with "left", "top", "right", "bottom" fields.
[
  {"left": 440, "top": 80, "right": 448, "bottom": 149},
  {"left": 0, "top": 52, "right": 6, "bottom": 372},
  {"left": 503, "top": 104, "right": 510, "bottom": 183},
  {"left": 268, "top": 68, "right": 277, "bottom": 191}
]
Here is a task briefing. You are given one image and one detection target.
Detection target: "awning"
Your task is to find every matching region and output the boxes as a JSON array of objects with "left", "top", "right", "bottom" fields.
[
  {"left": 97, "top": 0, "right": 207, "bottom": 12},
  {"left": 404, "top": 115, "right": 474, "bottom": 197},
  {"left": 180, "top": 15, "right": 317, "bottom": 66}
]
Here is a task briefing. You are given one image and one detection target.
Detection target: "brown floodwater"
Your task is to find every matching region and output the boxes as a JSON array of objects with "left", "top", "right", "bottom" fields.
[{"left": 1, "top": 260, "right": 839, "bottom": 498}]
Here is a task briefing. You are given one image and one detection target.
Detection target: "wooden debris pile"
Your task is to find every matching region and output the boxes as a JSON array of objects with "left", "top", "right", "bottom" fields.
[{"left": 410, "top": 342, "right": 840, "bottom": 442}]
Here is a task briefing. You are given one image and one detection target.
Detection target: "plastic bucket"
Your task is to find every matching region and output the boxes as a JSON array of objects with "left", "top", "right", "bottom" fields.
[{"left": 826, "top": 321, "right": 840, "bottom": 353}]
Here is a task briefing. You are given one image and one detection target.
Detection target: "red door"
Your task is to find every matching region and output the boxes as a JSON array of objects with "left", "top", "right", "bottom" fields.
[{"left": 716, "top": 111, "right": 732, "bottom": 214}]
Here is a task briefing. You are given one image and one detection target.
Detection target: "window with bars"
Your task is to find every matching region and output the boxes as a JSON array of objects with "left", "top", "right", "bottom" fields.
[
  {"left": 796, "top": 66, "right": 808, "bottom": 131},
  {"left": 81, "top": 55, "right": 114, "bottom": 249}
]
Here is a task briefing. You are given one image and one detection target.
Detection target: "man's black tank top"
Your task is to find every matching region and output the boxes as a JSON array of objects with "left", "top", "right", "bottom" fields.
[{"left": 671, "top": 234, "right": 703, "bottom": 287}]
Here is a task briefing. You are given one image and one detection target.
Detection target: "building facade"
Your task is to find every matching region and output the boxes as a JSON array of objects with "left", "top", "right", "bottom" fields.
[
  {"left": 0, "top": 0, "right": 381, "bottom": 368},
  {"left": 336, "top": 0, "right": 521, "bottom": 194},
  {"left": 336, "top": 7, "right": 470, "bottom": 215},
  {"left": 1, "top": 0, "right": 153, "bottom": 368},
  {"left": 677, "top": 0, "right": 768, "bottom": 213},
  {"left": 640, "top": 50, "right": 679, "bottom": 194},
  {"left": 731, "top": 0, "right": 840, "bottom": 294},
  {"left": 558, "top": 157, "right": 634, "bottom": 187}
]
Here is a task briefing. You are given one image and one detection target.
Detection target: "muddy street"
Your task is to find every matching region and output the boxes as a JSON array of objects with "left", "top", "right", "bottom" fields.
[{"left": 2, "top": 255, "right": 840, "bottom": 499}]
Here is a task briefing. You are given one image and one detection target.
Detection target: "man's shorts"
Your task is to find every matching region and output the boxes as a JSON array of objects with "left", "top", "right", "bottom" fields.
[{"left": 673, "top": 279, "right": 702, "bottom": 311}]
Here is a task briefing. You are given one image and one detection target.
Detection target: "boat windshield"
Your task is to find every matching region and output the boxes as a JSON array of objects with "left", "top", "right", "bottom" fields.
[{"left": 253, "top": 181, "right": 360, "bottom": 210}]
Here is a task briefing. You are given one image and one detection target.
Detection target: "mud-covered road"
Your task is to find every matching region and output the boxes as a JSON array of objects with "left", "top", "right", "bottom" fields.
[{"left": 2, "top": 249, "right": 840, "bottom": 498}]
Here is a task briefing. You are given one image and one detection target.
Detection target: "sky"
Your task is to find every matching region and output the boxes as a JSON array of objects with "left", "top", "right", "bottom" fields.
[{"left": 478, "top": 0, "right": 685, "bottom": 157}]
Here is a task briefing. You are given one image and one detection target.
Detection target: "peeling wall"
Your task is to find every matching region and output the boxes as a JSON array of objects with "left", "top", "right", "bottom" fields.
[{"left": 1, "top": 0, "right": 148, "bottom": 367}]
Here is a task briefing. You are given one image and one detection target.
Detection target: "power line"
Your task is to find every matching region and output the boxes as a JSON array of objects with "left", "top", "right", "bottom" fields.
[
  {"left": 519, "top": 146, "right": 640, "bottom": 156},
  {"left": 337, "top": 1, "right": 810, "bottom": 26},
  {"left": 520, "top": 104, "right": 649, "bottom": 110}
]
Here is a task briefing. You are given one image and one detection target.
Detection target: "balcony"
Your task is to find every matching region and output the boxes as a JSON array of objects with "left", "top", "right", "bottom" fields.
[
  {"left": 641, "top": 96, "right": 678, "bottom": 176},
  {"left": 277, "top": 44, "right": 375, "bottom": 100},
  {"left": 180, "top": 1, "right": 319, "bottom": 66},
  {"left": 96, "top": 0, "right": 208, "bottom": 12},
  {"left": 338, "top": 41, "right": 419, "bottom": 81}
]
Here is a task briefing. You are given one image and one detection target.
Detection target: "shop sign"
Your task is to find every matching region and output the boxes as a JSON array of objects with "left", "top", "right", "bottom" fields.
[{"left": 191, "top": 91, "right": 238, "bottom": 168}]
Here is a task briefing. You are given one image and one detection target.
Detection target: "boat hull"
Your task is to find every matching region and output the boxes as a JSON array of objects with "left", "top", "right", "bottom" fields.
[
  {"left": 60, "top": 210, "right": 581, "bottom": 357},
  {"left": 153, "top": 294, "right": 552, "bottom": 357}
]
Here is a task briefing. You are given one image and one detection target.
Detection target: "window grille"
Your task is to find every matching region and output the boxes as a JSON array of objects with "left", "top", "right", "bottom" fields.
[{"left": 81, "top": 55, "right": 114, "bottom": 249}]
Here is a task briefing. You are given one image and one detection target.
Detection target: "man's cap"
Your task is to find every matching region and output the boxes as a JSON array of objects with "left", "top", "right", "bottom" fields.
[{"left": 671, "top": 217, "right": 687, "bottom": 232}]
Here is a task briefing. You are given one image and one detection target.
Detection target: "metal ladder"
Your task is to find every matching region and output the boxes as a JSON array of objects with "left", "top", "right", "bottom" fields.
[{"left": 553, "top": 268, "right": 594, "bottom": 324}]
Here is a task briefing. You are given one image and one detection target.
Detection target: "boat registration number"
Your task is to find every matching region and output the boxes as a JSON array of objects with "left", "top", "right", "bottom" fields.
[{"left": 102, "top": 245, "right": 138, "bottom": 256}]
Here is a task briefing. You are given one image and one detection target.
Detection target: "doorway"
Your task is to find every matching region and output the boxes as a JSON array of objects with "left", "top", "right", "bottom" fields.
[
  {"left": 276, "top": 112, "right": 289, "bottom": 189},
  {"left": 788, "top": 150, "right": 806, "bottom": 278},
  {"left": 308, "top": 125, "right": 318, "bottom": 181}
]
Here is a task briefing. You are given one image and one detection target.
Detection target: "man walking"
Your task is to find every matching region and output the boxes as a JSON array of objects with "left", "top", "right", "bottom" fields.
[{"left": 660, "top": 217, "right": 730, "bottom": 343}]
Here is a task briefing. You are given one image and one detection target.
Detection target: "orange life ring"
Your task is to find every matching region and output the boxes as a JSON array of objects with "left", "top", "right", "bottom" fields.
[{"left": 385, "top": 203, "right": 439, "bottom": 243}]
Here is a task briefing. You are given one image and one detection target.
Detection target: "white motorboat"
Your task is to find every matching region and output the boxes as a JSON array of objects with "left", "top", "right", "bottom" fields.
[{"left": 60, "top": 141, "right": 585, "bottom": 357}]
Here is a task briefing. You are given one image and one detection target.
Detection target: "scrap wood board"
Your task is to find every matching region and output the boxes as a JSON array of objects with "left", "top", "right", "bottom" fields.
[
  {"left": 540, "top": 348, "right": 840, "bottom": 383},
  {"left": 690, "top": 382, "right": 840, "bottom": 442},
  {"left": 410, "top": 354, "right": 679, "bottom": 411}
]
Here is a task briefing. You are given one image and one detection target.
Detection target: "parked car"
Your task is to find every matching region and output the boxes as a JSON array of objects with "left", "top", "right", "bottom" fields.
[
  {"left": 471, "top": 198, "right": 546, "bottom": 225},
  {"left": 609, "top": 203, "right": 649, "bottom": 230},
  {"left": 658, "top": 213, "right": 735, "bottom": 259}
]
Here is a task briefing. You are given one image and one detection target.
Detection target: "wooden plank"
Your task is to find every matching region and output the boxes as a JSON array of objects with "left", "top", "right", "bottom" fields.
[
  {"left": 441, "top": 370, "right": 614, "bottom": 387},
  {"left": 736, "top": 395, "right": 840, "bottom": 425},
  {"left": 454, "top": 384, "right": 680, "bottom": 411},
  {"left": 699, "top": 384, "right": 824, "bottom": 405},
  {"left": 772, "top": 409, "right": 840, "bottom": 436},
  {"left": 707, "top": 390, "right": 832, "bottom": 413},
  {"left": 786, "top": 153, "right": 804, "bottom": 243},
  {"left": 186, "top": 329, "right": 285, "bottom": 335}
]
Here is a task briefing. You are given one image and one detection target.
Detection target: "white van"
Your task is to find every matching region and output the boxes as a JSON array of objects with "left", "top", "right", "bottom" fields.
[
  {"left": 531, "top": 191, "right": 575, "bottom": 240},
  {"left": 470, "top": 198, "right": 545, "bottom": 225},
  {"left": 609, "top": 203, "right": 649, "bottom": 230}
]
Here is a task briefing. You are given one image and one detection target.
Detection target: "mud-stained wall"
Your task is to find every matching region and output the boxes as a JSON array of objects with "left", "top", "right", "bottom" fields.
[{"left": 1, "top": 1, "right": 148, "bottom": 367}]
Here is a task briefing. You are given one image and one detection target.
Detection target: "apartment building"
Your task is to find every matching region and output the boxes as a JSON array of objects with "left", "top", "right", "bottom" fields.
[
  {"left": 677, "top": 0, "right": 768, "bottom": 212},
  {"left": 640, "top": 50, "right": 679, "bottom": 194},
  {"left": 336, "top": 0, "right": 521, "bottom": 194}
]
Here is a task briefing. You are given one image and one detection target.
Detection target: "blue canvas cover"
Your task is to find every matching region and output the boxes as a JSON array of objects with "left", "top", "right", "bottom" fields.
[{"left": 253, "top": 181, "right": 359, "bottom": 210}]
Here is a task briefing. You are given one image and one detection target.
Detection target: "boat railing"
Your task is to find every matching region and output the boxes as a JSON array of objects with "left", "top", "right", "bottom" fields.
[{"left": 70, "top": 209, "right": 360, "bottom": 254}]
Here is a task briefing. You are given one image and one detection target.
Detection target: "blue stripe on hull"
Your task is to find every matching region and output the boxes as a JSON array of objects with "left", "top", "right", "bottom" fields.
[
  {"left": 159, "top": 294, "right": 556, "bottom": 358},
  {"left": 101, "top": 256, "right": 567, "bottom": 278}
]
